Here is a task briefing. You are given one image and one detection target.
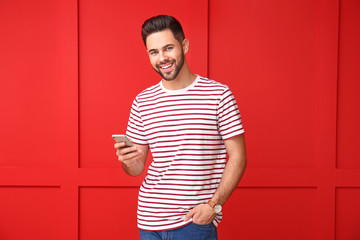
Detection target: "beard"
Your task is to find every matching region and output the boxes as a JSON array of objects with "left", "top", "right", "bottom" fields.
[{"left": 154, "top": 51, "right": 185, "bottom": 81}]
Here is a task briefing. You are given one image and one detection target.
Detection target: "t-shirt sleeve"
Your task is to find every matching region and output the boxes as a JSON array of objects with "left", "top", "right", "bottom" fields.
[
  {"left": 126, "top": 98, "right": 148, "bottom": 145},
  {"left": 217, "top": 88, "right": 245, "bottom": 140}
]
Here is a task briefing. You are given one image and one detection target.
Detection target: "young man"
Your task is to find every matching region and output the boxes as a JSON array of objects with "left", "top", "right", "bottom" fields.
[{"left": 115, "top": 15, "right": 247, "bottom": 240}]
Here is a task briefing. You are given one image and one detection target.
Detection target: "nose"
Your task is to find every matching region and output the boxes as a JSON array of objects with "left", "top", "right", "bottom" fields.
[{"left": 159, "top": 51, "right": 168, "bottom": 63}]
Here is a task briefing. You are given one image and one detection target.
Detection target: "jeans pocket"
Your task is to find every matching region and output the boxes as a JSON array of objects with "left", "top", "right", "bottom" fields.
[{"left": 189, "top": 222, "right": 218, "bottom": 240}]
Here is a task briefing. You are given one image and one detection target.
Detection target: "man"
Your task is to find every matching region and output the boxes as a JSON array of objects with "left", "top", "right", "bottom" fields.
[{"left": 115, "top": 15, "right": 247, "bottom": 240}]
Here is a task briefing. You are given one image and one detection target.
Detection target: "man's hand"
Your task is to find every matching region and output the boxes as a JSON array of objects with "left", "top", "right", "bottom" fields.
[
  {"left": 115, "top": 142, "right": 143, "bottom": 167},
  {"left": 114, "top": 142, "right": 148, "bottom": 176},
  {"left": 183, "top": 204, "right": 216, "bottom": 224}
]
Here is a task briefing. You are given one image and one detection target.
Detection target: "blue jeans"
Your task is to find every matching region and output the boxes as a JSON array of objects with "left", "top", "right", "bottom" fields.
[{"left": 139, "top": 223, "right": 218, "bottom": 240}]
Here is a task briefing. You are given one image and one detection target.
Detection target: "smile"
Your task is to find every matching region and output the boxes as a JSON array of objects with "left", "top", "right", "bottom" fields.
[
  {"left": 160, "top": 63, "right": 173, "bottom": 69},
  {"left": 159, "top": 63, "right": 175, "bottom": 73}
]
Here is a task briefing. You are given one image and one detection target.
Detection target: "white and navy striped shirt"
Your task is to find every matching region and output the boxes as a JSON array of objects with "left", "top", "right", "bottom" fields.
[{"left": 126, "top": 75, "right": 244, "bottom": 231}]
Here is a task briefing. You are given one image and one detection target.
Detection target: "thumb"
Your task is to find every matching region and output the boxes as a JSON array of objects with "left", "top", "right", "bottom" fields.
[{"left": 183, "top": 208, "right": 196, "bottom": 222}]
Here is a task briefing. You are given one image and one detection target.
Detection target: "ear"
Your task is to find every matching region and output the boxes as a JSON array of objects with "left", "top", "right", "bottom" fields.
[{"left": 182, "top": 38, "right": 189, "bottom": 54}]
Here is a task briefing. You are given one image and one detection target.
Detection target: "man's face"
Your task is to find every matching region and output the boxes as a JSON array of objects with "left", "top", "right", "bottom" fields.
[{"left": 146, "top": 29, "right": 185, "bottom": 81}]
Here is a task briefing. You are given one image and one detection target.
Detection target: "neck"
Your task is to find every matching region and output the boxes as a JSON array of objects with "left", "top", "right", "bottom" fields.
[{"left": 162, "top": 61, "right": 197, "bottom": 90}]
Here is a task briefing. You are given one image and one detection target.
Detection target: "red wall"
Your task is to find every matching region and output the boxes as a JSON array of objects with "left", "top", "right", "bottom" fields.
[{"left": 1, "top": 0, "right": 359, "bottom": 239}]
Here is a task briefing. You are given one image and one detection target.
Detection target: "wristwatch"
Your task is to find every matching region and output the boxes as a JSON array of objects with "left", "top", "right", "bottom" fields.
[{"left": 207, "top": 200, "right": 222, "bottom": 214}]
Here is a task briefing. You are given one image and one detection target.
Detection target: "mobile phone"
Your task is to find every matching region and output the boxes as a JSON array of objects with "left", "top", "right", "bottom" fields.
[{"left": 112, "top": 134, "right": 134, "bottom": 147}]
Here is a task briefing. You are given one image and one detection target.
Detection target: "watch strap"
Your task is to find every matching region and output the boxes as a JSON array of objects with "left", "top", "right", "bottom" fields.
[{"left": 207, "top": 199, "right": 216, "bottom": 208}]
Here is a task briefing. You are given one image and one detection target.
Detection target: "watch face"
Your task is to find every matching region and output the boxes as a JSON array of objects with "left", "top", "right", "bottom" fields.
[{"left": 214, "top": 204, "right": 222, "bottom": 213}]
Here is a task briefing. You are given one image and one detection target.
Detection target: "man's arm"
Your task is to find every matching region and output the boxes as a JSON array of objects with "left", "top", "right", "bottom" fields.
[
  {"left": 211, "top": 134, "right": 247, "bottom": 205},
  {"left": 184, "top": 134, "right": 247, "bottom": 224},
  {"left": 115, "top": 142, "right": 149, "bottom": 176}
]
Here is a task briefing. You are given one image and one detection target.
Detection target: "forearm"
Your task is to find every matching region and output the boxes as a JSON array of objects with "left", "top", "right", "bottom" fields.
[
  {"left": 212, "top": 154, "right": 246, "bottom": 205},
  {"left": 211, "top": 134, "right": 247, "bottom": 205},
  {"left": 122, "top": 159, "right": 145, "bottom": 176}
]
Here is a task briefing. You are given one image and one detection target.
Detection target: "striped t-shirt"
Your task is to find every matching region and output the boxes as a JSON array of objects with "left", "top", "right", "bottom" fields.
[{"left": 126, "top": 75, "right": 244, "bottom": 231}]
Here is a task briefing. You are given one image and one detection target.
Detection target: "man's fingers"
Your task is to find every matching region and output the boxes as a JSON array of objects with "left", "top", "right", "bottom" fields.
[
  {"left": 183, "top": 208, "right": 196, "bottom": 222},
  {"left": 114, "top": 142, "right": 126, "bottom": 148},
  {"left": 118, "top": 148, "right": 142, "bottom": 162}
]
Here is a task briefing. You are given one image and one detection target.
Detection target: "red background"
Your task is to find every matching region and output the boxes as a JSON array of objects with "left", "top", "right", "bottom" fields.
[{"left": 1, "top": 0, "right": 359, "bottom": 239}]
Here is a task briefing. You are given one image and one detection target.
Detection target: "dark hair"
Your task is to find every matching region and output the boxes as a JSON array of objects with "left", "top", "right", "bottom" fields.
[{"left": 141, "top": 15, "right": 185, "bottom": 46}]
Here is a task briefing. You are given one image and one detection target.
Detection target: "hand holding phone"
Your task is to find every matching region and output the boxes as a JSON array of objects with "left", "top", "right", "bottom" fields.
[{"left": 113, "top": 134, "right": 147, "bottom": 176}]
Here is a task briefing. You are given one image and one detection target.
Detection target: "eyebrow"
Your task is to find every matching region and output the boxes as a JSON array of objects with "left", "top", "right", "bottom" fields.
[{"left": 148, "top": 44, "right": 175, "bottom": 53}]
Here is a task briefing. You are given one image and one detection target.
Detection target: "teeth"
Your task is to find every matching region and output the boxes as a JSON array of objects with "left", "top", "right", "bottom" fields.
[{"left": 161, "top": 64, "right": 172, "bottom": 69}]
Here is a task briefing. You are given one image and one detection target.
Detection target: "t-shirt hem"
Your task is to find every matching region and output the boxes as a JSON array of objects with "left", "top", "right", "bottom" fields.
[
  {"left": 138, "top": 221, "right": 192, "bottom": 232},
  {"left": 222, "top": 130, "right": 245, "bottom": 141}
]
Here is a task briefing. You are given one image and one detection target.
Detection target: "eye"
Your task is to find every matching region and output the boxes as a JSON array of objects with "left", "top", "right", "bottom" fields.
[
  {"left": 149, "top": 51, "right": 158, "bottom": 56},
  {"left": 165, "top": 47, "right": 173, "bottom": 51}
]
